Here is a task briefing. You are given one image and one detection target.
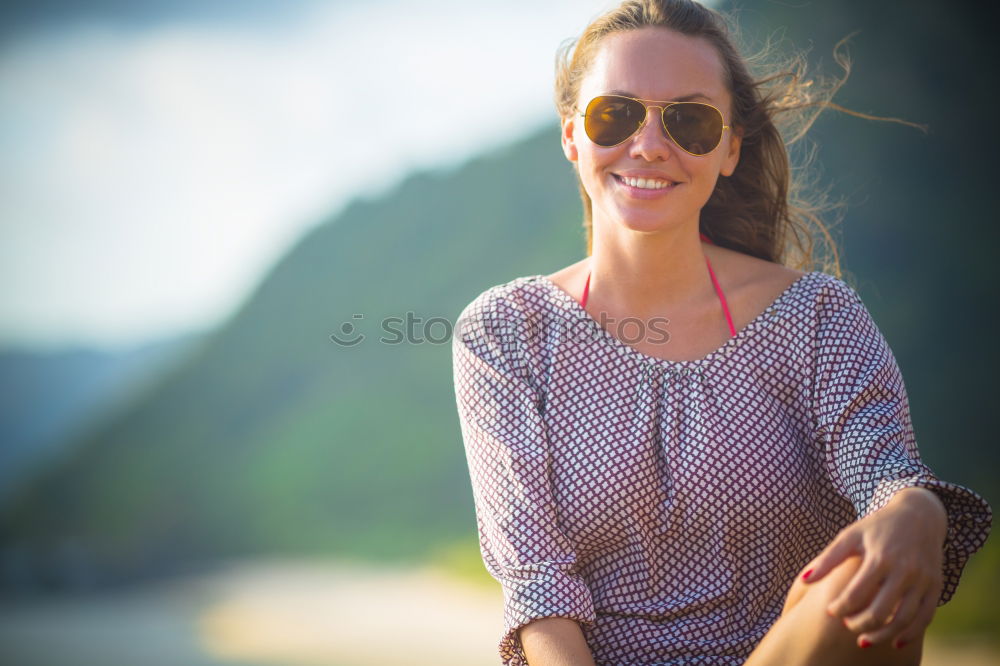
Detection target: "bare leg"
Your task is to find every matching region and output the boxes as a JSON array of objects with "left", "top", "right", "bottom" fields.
[{"left": 744, "top": 554, "right": 926, "bottom": 666}]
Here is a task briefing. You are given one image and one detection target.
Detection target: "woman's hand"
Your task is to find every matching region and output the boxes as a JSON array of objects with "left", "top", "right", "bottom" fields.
[{"left": 798, "top": 487, "right": 948, "bottom": 649}]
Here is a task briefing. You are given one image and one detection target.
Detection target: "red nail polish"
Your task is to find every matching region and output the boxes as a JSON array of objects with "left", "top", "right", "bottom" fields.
[
  {"left": 802, "top": 568, "right": 813, "bottom": 581},
  {"left": 859, "top": 639, "right": 871, "bottom": 648},
  {"left": 895, "top": 640, "right": 908, "bottom": 649}
]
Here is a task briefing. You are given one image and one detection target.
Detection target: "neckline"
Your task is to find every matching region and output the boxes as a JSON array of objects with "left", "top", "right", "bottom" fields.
[
  {"left": 530, "top": 270, "right": 820, "bottom": 369},
  {"left": 581, "top": 253, "right": 737, "bottom": 338}
]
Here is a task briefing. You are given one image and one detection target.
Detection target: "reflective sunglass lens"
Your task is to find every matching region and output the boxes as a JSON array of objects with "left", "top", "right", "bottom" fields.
[
  {"left": 584, "top": 96, "right": 645, "bottom": 146},
  {"left": 664, "top": 103, "right": 723, "bottom": 155}
]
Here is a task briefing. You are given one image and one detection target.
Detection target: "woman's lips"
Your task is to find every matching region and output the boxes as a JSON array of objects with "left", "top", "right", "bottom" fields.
[{"left": 612, "top": 173, "right": 679, "bottom": 199}]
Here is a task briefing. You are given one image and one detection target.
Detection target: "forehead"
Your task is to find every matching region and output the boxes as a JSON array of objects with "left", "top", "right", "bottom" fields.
[{"left": 581, "top": 26, "right": 728, "bottom": 106}]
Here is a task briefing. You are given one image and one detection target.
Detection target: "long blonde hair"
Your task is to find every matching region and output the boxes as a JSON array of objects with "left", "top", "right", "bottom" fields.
[{"left": 554, "top": 0, "right": 926, "bottom": 278}]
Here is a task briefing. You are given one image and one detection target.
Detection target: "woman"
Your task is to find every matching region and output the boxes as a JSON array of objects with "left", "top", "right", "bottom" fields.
[{"left": 451, "top": 1, "right": 992, "bottom": 664}]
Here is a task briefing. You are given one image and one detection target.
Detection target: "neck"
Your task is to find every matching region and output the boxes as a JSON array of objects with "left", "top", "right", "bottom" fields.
[{"left": 587, "top": 223, "right": 716, "bottom": 320}]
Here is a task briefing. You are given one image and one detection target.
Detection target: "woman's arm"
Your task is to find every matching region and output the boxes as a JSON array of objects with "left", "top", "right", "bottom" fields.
[
  {"left": 810, "top": 281, "right": 992, "bottom": 607},
  {"left": 519, "top": 617, "right": 597, "bottom": 666},
  {"left": 805, "top": 279, "right": 992, "bottom": 648},
  {"left": 452, "top": 293, "right": 597, "bottom": 664}
]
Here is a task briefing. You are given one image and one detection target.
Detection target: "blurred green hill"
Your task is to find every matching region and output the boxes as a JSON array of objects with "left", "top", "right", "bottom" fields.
[
  {"left": 0, "top": 0, "right": 994, "bottom": 644},
  {"left": 0, "top": 123, "right": 586, "bottom": 581}
]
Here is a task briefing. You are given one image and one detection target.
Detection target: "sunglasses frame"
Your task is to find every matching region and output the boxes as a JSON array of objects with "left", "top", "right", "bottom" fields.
[{"left": 578, "top": 94, "right": 731, "bottom": 156}]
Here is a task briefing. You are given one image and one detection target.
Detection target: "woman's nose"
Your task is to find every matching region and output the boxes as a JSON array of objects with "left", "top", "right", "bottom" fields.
[{"left": 629, "top": 106, "right": 674, "bottom": 160}]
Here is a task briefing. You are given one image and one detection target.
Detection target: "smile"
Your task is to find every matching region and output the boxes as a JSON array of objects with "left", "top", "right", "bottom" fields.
[{"left": 612, "top": 173, "right": 679, "bottom": 197}]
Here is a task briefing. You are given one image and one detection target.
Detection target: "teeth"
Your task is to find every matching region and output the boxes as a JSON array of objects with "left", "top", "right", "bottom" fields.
[{"left": 621, "top": 176, "right": 674, "bottom": 189}]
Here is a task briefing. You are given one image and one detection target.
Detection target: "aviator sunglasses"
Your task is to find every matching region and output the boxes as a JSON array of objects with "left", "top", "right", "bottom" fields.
[{"left": 579, "top": 94, "right": 731, "bottom": 156}]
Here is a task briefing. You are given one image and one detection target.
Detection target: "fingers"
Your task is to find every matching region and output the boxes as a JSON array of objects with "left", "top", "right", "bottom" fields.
[
  {"left": 839, "top": 567, "right": 939, "bottom": 650},
  {"left": 890, "top": 589, "right": 938, "bottom": 650},
  {"left": 826, "top": 553, "right": 887, "bottom": 618},
  {"left": 804, "top": 530, "right": 860, "bottom": 585},
  {"left": 843, "top": 574, "right": 919, "bottom": 646}
]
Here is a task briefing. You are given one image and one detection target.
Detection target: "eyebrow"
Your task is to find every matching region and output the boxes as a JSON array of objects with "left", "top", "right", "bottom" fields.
[{"left": 606, "top": 89, "right": 714, "bottom": 102}]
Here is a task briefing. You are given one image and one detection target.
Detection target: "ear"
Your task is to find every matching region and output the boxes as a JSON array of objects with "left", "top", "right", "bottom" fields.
[
  {"left": 561, "top": 114, "right": 579, "bottom": 163},
  {"left": 719, "top": 125, "right": 742, "bottom": 177}
]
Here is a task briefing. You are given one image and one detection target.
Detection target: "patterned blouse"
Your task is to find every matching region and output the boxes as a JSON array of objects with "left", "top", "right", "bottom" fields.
[{"left": 451, "top": 269, "right": 992, "bottom": 665}]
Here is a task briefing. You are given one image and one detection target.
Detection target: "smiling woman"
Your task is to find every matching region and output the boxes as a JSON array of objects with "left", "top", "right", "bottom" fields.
[{"left": 451, "top": 1, "right": 993, "bottom": 665}]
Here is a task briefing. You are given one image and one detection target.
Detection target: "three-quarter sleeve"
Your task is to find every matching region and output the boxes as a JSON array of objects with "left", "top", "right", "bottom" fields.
[
  {"left": 452, "top": 293, "right": 596, "bottom": 665},
  {"left": 811, "top": 282, "right": 992, "bottom": 606}
]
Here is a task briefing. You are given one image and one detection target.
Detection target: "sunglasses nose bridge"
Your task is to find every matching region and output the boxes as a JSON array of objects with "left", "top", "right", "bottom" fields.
[{"left": 632, "top": 102, "right": 672, "bottom": 145}]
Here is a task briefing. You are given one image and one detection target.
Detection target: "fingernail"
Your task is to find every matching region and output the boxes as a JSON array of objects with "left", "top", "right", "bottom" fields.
[
  {"left": 802, "top": 568, "right": 813, "bottom": 581},
  {"left": 859, "top": 638, "right": 871, "bottom": 649},
  {"left": 895, "top": 640, "right": 908, "bottom": 649},
  {"left": 842, "top": 617, "right": 850, "bottom": 628}
]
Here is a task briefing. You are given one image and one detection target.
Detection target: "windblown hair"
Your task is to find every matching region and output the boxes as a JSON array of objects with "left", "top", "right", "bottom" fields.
[{"left": 553, "top": 0, "right": 925, "bottom": 277}]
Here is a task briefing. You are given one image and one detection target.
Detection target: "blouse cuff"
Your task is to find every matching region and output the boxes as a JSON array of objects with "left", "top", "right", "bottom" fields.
[
  {"left": 497, "top": 564, "right": 597, "bottom": 666},
  {"left": 867, "top": 475, "right": 992, "bottom": 606}
]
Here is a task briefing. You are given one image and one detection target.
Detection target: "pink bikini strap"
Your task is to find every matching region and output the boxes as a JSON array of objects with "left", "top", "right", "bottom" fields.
[
  {"left": 699, "top": 233, "right": 736, "bottom": 336},
  {"left": 705, "top": 252, "right": 736, "bottom": 337}
]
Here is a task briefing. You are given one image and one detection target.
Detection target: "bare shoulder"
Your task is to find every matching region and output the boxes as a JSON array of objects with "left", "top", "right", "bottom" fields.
[
  {"left": 708, "top": 243, "right": 807, "bottom": 320},
  {"left": 714, "top": 243, "right": 805, "bottom": 283}
]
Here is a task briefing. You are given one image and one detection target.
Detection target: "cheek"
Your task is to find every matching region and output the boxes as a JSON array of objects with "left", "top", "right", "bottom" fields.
[
  {"left": 578, "top": 150, "right": 608, "bottom": 183},
  {"left": 581, "top": 146, "right": 619, "bottom": 177},
  {"left": 579, "top": 167, "right": 605, "bottom": 197}
]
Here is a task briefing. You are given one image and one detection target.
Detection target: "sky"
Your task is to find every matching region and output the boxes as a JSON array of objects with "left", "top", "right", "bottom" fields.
[{"left": 0, "top": 0, "right": 638, "bottom": 351}]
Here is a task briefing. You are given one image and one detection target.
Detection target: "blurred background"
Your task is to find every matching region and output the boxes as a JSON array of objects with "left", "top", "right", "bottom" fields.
[{"left": 0, "top": 0, "right": 996, "bottom": 664}]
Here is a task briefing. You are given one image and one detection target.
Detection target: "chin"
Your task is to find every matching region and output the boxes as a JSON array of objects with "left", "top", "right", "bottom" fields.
[{"left": 614, "top": 208, "right": 679, "bottom": 233}]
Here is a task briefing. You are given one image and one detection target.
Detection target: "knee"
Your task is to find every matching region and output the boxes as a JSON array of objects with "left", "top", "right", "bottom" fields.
[{"left": 784, "top": 554, "right": 925, "bottom": 665}]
